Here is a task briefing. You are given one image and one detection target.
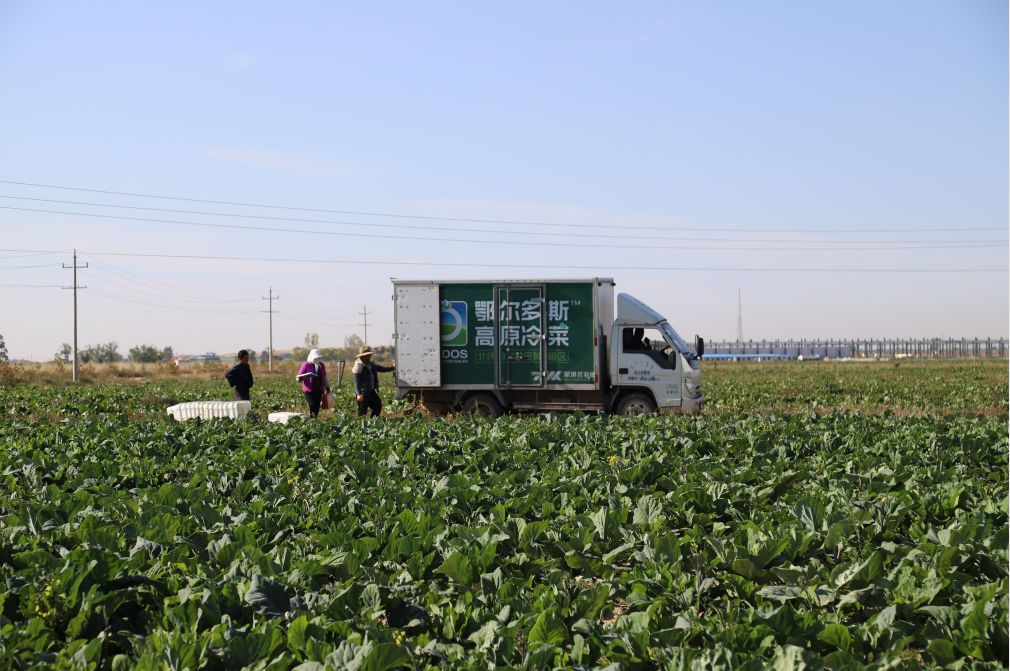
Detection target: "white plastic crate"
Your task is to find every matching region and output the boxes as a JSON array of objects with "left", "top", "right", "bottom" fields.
[
  {"left": 166, "top": 400, "right": 252, "bottom": 421},
  {"left": 267, "top": 412, "right": 304, "bottom": 424}
]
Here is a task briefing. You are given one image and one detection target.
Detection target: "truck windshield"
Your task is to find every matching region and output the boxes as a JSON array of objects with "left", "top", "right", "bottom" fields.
[{"left": 660, "top": 322, "right": 696, "bottom": 359}]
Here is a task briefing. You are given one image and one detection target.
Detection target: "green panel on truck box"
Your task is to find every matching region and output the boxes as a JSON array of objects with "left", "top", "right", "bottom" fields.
[
  {"left": 438, "top": 282, "right": 595, "bottom": 387},
  {"left": 497, "top": 286, "right": 543, "bottom": 386},
  {"left": 439, "top": 283, "right": 494, "bottom": 385},
  {"left": 545, "top": 282, "right": 595, "bottom": 385}
]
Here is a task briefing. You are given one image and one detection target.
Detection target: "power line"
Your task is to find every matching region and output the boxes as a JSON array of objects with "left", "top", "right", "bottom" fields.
[
  {"left": 86, "top": 270, "right": 261, "bottom": 307},
  {"left": 1, "top": 194, "right": 1002, "bottom": 245},
  {"left": 83, "top": 254, "right": 260, "bottom": 297},
  {"left": 1, "top": 178, "right": 1003, "bottom": 233},
  {"left": 85, "top": 259, "right": 262, "bottom": 303},
  {"left": 278, "top": 312, "right": 359, "bottom": 329},
  {"left": 86, "top": 256, "right": 362, "bottom": 328},
  {"left": 2, "top": 206, "right": 1007, "bottom": 251},
  {"left": 0, "top": 263, "right": 57, "bottom": 270},
  {"left": 0, "top": 251, "right": 60, "bottom": 260},
  {"left": 0, "top": 248, "right": 67, "bottom": 255},
  {"left": 0, "top": 283, "right": 61, "bottom": 288},
  {"left": 283, "top": 294, "right": 357, "bottom": 319},
  {"left": 276, "top": 302, "right": 360, "bottom": 328},
  {"left": 0, "top": 246, "right": 1004, "bottom": 273},
  {"left": 88, "top": 289, "right": 262, "bottom": 314},
  {"left": 42, "top": 248, "right": 1010, "bottom": 273},
  {"left": 84, "top": 263, "right": 356, "bottom": 334}
]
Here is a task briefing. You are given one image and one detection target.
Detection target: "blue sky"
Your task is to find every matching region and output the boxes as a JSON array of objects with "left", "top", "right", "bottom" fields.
[{"left": 0, "top": 1, "right": 1006, "bottom": 360}]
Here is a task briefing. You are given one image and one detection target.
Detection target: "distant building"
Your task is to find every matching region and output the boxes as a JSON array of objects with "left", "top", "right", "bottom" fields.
[{"left": 172, "top": 353, "right": 221, "bottom": 366}]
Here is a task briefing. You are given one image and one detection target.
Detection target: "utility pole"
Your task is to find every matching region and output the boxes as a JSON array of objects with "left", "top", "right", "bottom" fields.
[
  {"left": 262, "top": 286, "right": 279, "bottom": 372},
  {"left": 61, "top": 249, "right": 88, "bottom": 382},
  {"left": 736, "top": 288, "right": 743, "bottom": 343},
  {"left": 359, "top": 305, "right": 371, "bottom": 345}
]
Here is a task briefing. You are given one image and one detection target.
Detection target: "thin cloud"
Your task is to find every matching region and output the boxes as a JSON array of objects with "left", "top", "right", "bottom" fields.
[
  {"left": 408, "top": 198, "right": 684, "bottom": 229},
  {"left": 203, "top": 148, "right": 347, "bottom": 177},
  {"left": 226, "top": 53, "right": 259, "bottom": 69}
]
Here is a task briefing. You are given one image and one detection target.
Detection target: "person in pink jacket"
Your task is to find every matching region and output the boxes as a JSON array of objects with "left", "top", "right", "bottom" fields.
[{"left": 295, "top": 349, "right": 330, "bottom": 418}]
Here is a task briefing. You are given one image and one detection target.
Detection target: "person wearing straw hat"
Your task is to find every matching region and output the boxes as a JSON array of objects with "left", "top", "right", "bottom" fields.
[
  {"left": 352, "top": 345, "right": 396, "bottom": 417},
  {"left": 296, "top": 348, "right": 330, "bottom": 418}
]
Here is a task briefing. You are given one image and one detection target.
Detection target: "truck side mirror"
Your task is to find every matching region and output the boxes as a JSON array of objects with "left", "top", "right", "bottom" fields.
[{"left": 695, "top": 335, "right": 705, "bottom": 358}]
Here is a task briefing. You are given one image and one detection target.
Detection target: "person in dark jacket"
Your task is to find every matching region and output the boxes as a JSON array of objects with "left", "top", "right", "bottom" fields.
[
  {"left": 352, "top": 345, "right": 395, "bottom": 417},
  {"left": 225, "top": 350, "right": 254, "bottom": 401}
]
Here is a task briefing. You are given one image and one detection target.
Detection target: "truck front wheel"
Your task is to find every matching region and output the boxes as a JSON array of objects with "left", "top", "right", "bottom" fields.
[
  {"left": 616, "top": 393, "right": 657, "bottom": 417},
  {"left": 461, "top": 394, "right": 505, "bottom": 418}
]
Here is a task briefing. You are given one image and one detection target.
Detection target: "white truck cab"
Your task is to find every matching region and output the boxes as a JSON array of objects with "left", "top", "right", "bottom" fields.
[{"left": 610, "top": 293, "right": 704, "bottom": 414}]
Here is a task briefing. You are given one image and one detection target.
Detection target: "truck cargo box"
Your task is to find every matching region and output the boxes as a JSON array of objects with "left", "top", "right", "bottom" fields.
[
  {"left": 393, "top": 277, "right": 702, "bottom": 415},
  {"left": 394, "top": 279, "right": 614, "bottom": 391}
]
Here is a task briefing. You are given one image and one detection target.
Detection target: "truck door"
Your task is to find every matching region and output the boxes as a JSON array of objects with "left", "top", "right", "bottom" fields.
[
  {"left": 615, "top": 327, "right": 682, "bottom": 409},
  {"left": 497, "top": 286, "right": 545, "bottom": 387},
  {"left": 394, "top": 284, "right": 441, "bottom": 388}
]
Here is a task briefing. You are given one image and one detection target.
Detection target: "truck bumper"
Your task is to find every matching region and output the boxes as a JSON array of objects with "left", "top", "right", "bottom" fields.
[{"left": 680, "top": 395, "right": 704, "bottom": 413}]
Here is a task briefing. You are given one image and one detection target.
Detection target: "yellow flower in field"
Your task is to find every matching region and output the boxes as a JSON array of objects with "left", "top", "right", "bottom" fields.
[
  {"left": 608, "top": 455, "right": 620, "bottom": 466},
  {"left": 394, "top": 630, "right": 406, "bottom": 645}
]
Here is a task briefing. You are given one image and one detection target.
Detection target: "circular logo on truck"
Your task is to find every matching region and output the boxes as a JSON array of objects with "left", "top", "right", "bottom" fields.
[{"left": 440, "top": 300, "right": 468, "bottom": 346}]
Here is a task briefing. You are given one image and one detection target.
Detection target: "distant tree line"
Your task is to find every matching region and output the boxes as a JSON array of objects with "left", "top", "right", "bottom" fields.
[
  {"left": 128, "top": 344, "right": 175, "bottom": 363},
  {"left": 43, "top": 332, "right": 387, "bottom": 366},
  {"left": 53, "top": 342, "right": 174, "bottom": 363},
  {"left": 290, "top": 332, "right": 392, "bottom": 363}
]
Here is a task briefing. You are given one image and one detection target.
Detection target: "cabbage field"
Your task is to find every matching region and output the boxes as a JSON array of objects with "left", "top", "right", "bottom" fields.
[{"left": 0, "top": 361, "right": 1006, "bottom": 670}]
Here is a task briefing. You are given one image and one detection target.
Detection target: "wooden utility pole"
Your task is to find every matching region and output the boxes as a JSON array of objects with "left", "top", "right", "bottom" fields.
[
  {"left": 61, "top": 249, "right": 87, "bottom": 382},
  {"left": 736, "top": 288, "right": 743, "bottom": 343},
  {"left": 359, "top": 304, "right": 371, "bottom": 345},
  {"left": 262, "top": 286, "right": 279, "bottom": 371}
]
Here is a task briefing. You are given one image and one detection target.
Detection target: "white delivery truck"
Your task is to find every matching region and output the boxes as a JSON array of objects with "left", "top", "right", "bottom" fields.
[{"left": 392, "top": 278, "right": 704, "bottom": 416}]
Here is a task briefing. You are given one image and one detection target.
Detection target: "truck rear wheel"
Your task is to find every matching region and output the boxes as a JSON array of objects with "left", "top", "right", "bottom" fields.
[
  {"left": 461, "top": 394, "right": 504, "bottom": 418},
  {"left": 421, "top": 400, "right": 452, "bottom": 416},
  {"left": 616, "top": 393, "right": 657, "bottom": 417}
]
